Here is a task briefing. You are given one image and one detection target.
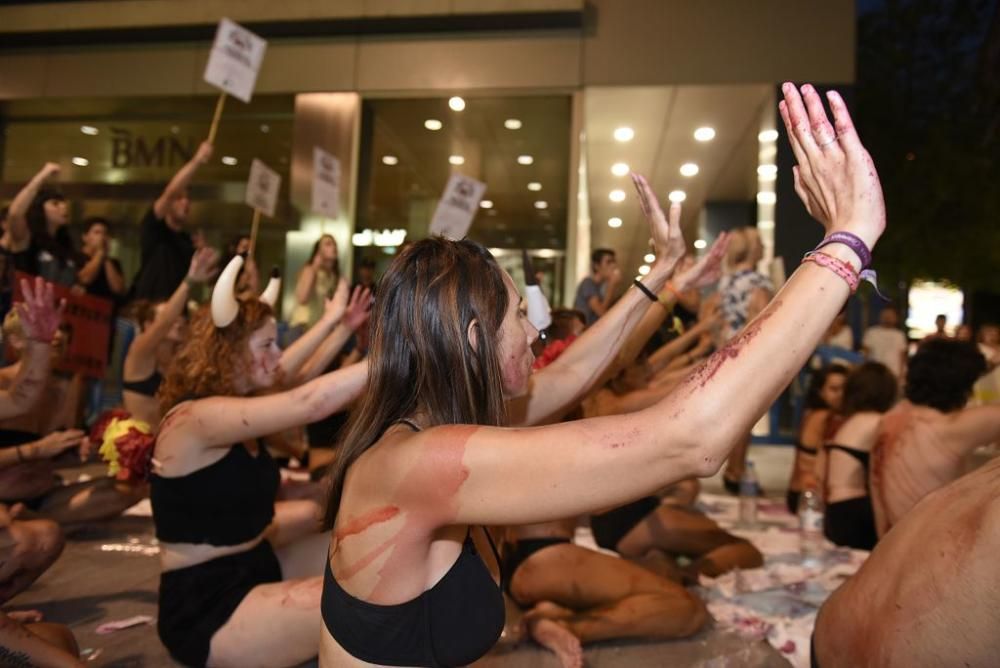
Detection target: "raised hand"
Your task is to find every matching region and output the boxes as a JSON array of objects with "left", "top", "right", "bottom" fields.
[
  {"left": 675, "top": 232, "right": 730, "bottom": 291},
  {"left": 630, "top": 173, "right": 686, "bottom": 278},
  {"left": 324, "top": 278, "right": 350, "bottom": 324},
  {"left": 187, "top": 246, "right": 220, "bottom": 283},
  {"left": 778, "top": 83, "right": 885, "bottom": 250},
  {"left": 195, "top": 141, "right": 214, "bottom": 164},
  {"left": 343, "top": 286, "right": 373, "bottom": 331},
  {"left": 16, "top": 277, "right": 64, "bottom": 343}
]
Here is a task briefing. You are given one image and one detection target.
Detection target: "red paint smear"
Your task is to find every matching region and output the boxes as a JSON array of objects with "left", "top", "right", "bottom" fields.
[
  {"left": 334, "top": 505, "right": 400, "bottom": 543},
  {"left": 683, "top": 303, "right": 780, "bottom": 390},
  {"left": 337, "top": 538, "right": 397, "bottom": 581}
]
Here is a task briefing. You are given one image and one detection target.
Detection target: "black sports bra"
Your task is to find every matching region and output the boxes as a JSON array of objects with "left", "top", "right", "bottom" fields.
[
  {"left": 321, "top": 418, "right": 505, "bottom": 666},
  {"left": 123, "top": 369, "right": 163, "bottom": 398},
  {"left": 825, "top": 443, "right": 870, "bottom": 471}
]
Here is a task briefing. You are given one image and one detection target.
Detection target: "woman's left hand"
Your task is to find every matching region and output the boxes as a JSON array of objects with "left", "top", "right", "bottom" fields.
[
  {"left": 631, "top": 172, "right": 685, "bottom": 279},
  {"left": 344, "top": 286, "right": 373, "bottom": 331},
  {"left": 675, "top": 233, "right": 730, "bottom": 291}
]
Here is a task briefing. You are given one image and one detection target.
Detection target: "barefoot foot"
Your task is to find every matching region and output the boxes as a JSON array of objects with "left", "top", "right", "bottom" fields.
[{"left": 529, "top": 618, "right": 583, "bottom": 668}]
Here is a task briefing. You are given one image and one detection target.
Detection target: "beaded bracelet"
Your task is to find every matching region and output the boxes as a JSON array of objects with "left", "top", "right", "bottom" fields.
[{"left": 802, "top": 251, "right": 859, "bottom": 293}]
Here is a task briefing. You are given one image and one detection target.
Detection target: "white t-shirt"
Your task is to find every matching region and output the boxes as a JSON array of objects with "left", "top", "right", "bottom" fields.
[{"left": 862, "top": 326, "right": 908, "bottom": 376}]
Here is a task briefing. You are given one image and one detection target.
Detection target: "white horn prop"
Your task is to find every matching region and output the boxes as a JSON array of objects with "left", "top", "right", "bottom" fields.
[
  {"left": 525, "top": 284, "right": 552, "bottom": 332},
  {"left": 211, "top": 253, "right": 245, "bottom": 328},
  {"left": 260, "top": 267, "right": 281, "bottom": 307}
]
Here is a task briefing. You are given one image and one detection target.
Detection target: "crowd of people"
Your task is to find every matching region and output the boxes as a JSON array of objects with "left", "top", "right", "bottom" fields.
[{"left": 0, "top": 82, "right": 997, "bottom": 668}]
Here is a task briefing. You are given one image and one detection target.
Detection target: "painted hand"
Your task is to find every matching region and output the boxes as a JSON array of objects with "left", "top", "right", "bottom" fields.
[{"left": 16, "top": 277, "right": 64, "bottom": 343}]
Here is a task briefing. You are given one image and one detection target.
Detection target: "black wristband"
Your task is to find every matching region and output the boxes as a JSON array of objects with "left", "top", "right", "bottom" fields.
[{"left": 633, "top": 278, "right": 658, "bottom": 303}]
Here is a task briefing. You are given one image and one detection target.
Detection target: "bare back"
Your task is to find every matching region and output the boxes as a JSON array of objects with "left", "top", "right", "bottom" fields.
[
  {"left": 815, "top": 457, "right": 1000, "bottom": 667},
  {"left": 870, "top": 402, "right": 970, "bottom": 535}
]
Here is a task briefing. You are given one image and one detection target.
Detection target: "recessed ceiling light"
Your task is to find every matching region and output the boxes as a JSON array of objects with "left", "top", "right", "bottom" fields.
[
  {"left": 609, "top": 189, "right": 626, "bottom": 202},
  {"left": 668, "top": 190, "right": 686, "bottom": 203},
  {"left": 504, "top": 118, "right": 522, "bottom": 130},
  {"left": 71, "top": 157, "right": 89, "bottom": 167},
  {"left": 758, "top": 129, "right": 779, "bottom": 142},
  {"left": 679, "top": 162, "right": 699, "bottom": 177},
  {"left": 694, "top": 127, "right": 716, "bottom": 142},
  {"left": 448, "top": 96, "right": 466, "bottom": 112},
  {"left": 638, "top": 265, "right": 650, "bottom": 276},
  {"left": 221, "top": 156, "right": 238, "bottom": 166},
  {"left": 644, "top": 253, "right": 655, "bottom": 263},
  {"left": 424, "top": 119, "right": 443, "bottom": 131},
  {"left": 757, "top": 192, "right": 777, "bottom": 205},
  {"left": 757, "top": 164, "right": 777, "bottom": 177},
  {"left": 758, "top": 220, "right": 775, "bottom": 230},
  {"left": 534, "top": 201, "right": 548, "bottom": 210},
  {"left": 614, "top": 126, "right": 635, "bottom": 142},
  {"left": 260, "top": 124, "right": 270, "bottom": 134},
  {"left": 449, "top": 155, "right": 465, "bottom": 165},
  {"left": 382, "top": 155, "right": 399, "bottom": 165},
  {"left": 80, "top": 125, "right": 98, "bottom": 136},
  {"left": 527, "top": 182, "right": 542, "bottom": 191},
  {"left": 608, "top": 217, "right": 623, "bottom": 228},
  {"left": 480, "top": 199, "right": 493, "bottom": 209},
  {"left": 611, "top": 162, "right": 630, "bottom": 176},
  {"left": 694, "top": 239, "right": 708, "bottom": 249},
  {"left": 517, "top": 155, "right": 534, "bottom": 165},
  {"left": 170, "top": 125, "right": 180, "bottom": 135}
]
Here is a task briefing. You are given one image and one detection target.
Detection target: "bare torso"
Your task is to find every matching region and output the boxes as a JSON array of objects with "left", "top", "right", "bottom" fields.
[
  {"left": 870, "top": 402, "right": 969, "bottom": 536},
  {"left": 815, "top": 456, "right": 1000, "bottom": 667},
  {"left": 824, "top": 412, "right": 880, "bottom": 504}
]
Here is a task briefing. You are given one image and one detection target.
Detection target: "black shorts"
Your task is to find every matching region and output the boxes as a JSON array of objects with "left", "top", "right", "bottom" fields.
[
  {"left": 590, "top": 496, "right": 660, "bottom": 551},
  {"left": 824, "top": 496, "right": 877, "bottom": 551},
  {"left": 501, "top": 537, "right": 571, "bottom": 602},
  {"left": 158, "top": 540, "right": 283, "bottom": 667}
]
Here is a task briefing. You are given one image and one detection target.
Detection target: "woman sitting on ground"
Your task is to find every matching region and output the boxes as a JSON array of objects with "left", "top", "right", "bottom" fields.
[
  {"left": 817, "top": 361, "right": 897, "bottom": 550},
  {"left": 786, "top": 363, "right": 848, "bottom": 513},
  {"left": 319, "top": 83, "right": 887, "bottom": 668}
]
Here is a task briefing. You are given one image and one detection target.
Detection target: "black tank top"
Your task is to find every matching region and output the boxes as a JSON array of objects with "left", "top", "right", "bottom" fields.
[
  {"left": 150, "top": 441, "right": 279, "bottom": 545},
  {"left": 122, "top": 370, "right": 163, "bottom": 398},
  {"left": 322, "top": 526, "right": 504, "bottom": 667}
]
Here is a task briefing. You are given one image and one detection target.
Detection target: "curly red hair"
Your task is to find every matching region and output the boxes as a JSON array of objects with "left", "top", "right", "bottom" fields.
[{"left": 157, "top": 298, "right": 274, "bottom": 414}]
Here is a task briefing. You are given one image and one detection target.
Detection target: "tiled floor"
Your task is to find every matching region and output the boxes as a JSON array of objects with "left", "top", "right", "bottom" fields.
[{"left": 8, "top": 445, "right": 797, "bottom": 667}]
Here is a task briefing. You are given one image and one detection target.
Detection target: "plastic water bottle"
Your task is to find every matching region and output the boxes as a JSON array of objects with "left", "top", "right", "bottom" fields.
[
  {"left": 799, "top": 488, "right": 825, "bottom": 562},
  {"left": 738, "top": 461, "right": 759, "bottom": 527}
]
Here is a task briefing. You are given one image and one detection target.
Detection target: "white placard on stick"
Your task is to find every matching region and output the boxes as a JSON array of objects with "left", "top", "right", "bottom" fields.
[
  {"left": 429, "top": 174, "right": 487, "bottom": 240},
  {"left": 312, "top": 147, "right": 341, "bottom": 218},
  {"left": 203, "top": 18, "right": 267, "bottom": 103},
  {"left": 245, "top": 159, "right": 281, "bottom": 218}
]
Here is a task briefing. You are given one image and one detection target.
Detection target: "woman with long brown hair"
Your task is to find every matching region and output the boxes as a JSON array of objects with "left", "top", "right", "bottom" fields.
[{"left": 319, "top": 83, "right": 888, "bottom": 667}]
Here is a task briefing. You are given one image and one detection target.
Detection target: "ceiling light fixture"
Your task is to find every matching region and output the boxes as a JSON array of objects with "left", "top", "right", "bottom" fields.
[
  {"left": 80, "top": 125, "right": 98, "bottom": 136},
  {"left": 71, "top": 157, "right": 89, "bottom": 167},
  {"left": 668, "top": 190, "right": 687, "bottom": 203},
  {"left": 448, "top": 96, "right": 466, "bottom": 111},
  {"left": 527, "top": 182, "right": 542, "bottom": 191},
  {"left": 679, "top": 162, "right": 699, "bottom": 177},
  {"left": 504, "top": 118, "right": 522, "bottom": 130},
  {"left": 758, "top": 129, "right": 779, "bottom": 142},
  {"left": 694, "top": 127, "right": 716, "bottom": 142},
  {"left": 517, "top": 155, "right": 534, "bottom": 165},
  {"left": 221, "top": 156, "right": 238, "bottom": 166},
  {"left": 534, "top": 201, "right": 548, "bottom": 210},
  {"left": 449, "top": 155, "right": 465, "bottom": 165},
  {"left": 757, "top": 192, "right": 777, "bottom": 205},
  {"left": 757, "top": 164, "right": 778, "bottom": 177},
  {"left": 260, "top": 124, "right": 270, "bottom": 134},
  {"left": 609, "top": 189, "right": 626, "bottom": 202},
  {"left": 424, "top": 119, "right": 443, "bottom": 131},
  {"left": 614, "top": 126, "right": 635, "bottom": 142},
  {"left": 638, "top": 265, "right": 650, "bottom": 276},
  {"left": 694, "top": 239, "right": 708, "bottom": 249},
  {"left": 611, "top": 162, "right": 630, "bottom": 176},
  {"left": 480, "top": 200, "right": 494, "bottom": 209},
  {"left": 644, "top": 253, "right": 655, "bottom": 263},
  {"left": 608, "top": 217, "right": 623, "bottom": 228},
  {"left": 382, "top": 155, "right": 399, "bottom": 165}
]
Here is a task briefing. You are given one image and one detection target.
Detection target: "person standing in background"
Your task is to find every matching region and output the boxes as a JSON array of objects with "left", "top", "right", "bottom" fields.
[
  {"left": 75, "top": 217, "right": 126, "bottom": 301},
  {"left": 130, "top": 141, "right": 213, "bottom": 301},
  {"left": 861, "top": 307, "right": 908, "bottom": 379},
  {"left": 573, "top": 248, "right": 621, "bottom": 326},
  {"left": 291, "top": 234, "right": 340, "bottom": 333}
]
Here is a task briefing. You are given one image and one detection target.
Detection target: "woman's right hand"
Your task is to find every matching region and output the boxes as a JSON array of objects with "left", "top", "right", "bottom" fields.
[
  {"left": 187, "top": 247, "right": 219, "bottom": 283},
  {"left": 323, "top": 277, "right": 350, "bottom": 324},
  {"left": 32, "top": 430, "right": 85, "bottom": 460},
  {"left": 778, "top": 83, "right": 886, "bottom": 251},
  {"left": 16, "top": 277, "right": 64, "bottom": 344}
]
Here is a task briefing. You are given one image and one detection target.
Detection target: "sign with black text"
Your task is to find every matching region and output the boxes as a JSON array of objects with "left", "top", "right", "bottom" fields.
[
  {"left": 203, "top": 18, "right": 267, "bottom": 103},
  {"left": 312, "top": 147, "right": 341, "bottom": 218},
  {"left": 429, "top": 174, "right": 487, "bottom": 240},
  {"left": 245, "top": 159, "right": 281, "bottom": 218}
]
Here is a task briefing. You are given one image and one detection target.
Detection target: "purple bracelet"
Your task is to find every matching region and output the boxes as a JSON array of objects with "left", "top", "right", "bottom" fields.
[{"left": 811, "top": 231, "right": 888, "bottom": 300}]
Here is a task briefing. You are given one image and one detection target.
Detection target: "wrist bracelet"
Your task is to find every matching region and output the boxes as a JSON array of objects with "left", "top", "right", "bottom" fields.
[
  {"left": 633, "top": 278, "right": 659, "bottom": 303},
  {"left": 812, "top": 232, "right": 888, "bottom": 300},
  {"left": 802, "top": 251, "right": 859, "bottom": 293},
  {"left": 664, "top": 281, "right": 683, "bottom": 301}
]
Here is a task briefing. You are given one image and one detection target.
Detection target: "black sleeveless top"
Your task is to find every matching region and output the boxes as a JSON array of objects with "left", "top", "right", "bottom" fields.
[
  {"left": 322, "top": 419, "right": 505, "bottom": 666},
  {"left": 122, "top": 370, "right": 163, "bottom": 398},
  {"left": 150, "top": 442, "right": 279, "bottom": 545}
]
